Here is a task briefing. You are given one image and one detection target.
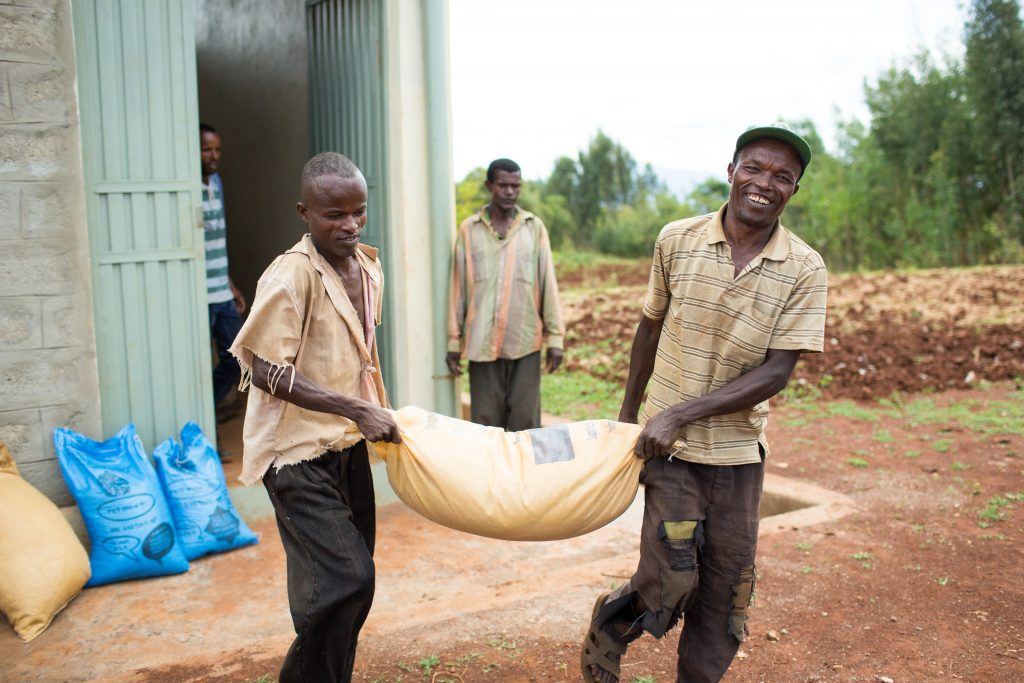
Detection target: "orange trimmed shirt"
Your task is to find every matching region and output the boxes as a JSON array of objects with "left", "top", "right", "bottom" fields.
[
  {"left": 229, "top": 235, "right": 388, "bottom": 484},
  {"left": 447, "top": 206, "right": 565, "bottom": 362},
  {"left": 640, "top": 205, "right": 828, "bottom": 466}
]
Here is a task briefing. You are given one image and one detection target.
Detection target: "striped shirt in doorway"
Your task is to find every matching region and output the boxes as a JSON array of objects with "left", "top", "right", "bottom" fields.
[{"left": 203, "top": 179, "right": 234, "bottom": 305}]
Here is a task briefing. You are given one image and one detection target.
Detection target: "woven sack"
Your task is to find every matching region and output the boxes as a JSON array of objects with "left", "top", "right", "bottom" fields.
[
  {"left": 371, "top": 408, "right": 644, "bottom": 541},
  {"left": 0, "top": 442, "right": 91, "bottom": 641}
]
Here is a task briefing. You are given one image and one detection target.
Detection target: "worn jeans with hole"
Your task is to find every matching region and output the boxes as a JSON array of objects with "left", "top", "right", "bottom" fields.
[
  {"left": 601, "top": 450, "right": 765, "bottom": 683},
  {"left": 263, "top": 443, "right": 376, "bottom": 683}
]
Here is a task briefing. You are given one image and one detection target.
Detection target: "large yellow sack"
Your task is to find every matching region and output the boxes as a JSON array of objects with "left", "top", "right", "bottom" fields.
[
  {"left": 371, "top": 407, "right": 644, "bottom": 541},
  {"left": 0, "top": 442, "right": 91, "bottom": 641}
]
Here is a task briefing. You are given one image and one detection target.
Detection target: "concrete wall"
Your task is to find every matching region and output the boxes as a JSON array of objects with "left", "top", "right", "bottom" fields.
[
  {"left": 0, "top": 0, "right": 103, "bottom": 506},
  {"left": 194, "top": 0, "right": 310, "bottom": 303},
  {"left": 384, "top": 0, "right": 458, "bottom": 412}
]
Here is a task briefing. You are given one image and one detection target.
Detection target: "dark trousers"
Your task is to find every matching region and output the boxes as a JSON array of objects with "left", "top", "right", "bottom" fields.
[
  {"left": 600, "top": 452, "right": 764, "bottom": 683},
  {"left": 208, "top": 300, "right": 242, "bottom": 406},
  {"left": 468, "top": 351, "right": 541, "bottom": 431},
  {"left": 263, "top": 443, "right": 376, "bottom": 683}
]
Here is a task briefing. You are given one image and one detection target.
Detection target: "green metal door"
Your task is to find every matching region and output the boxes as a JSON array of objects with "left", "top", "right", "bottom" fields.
[
  {"left": 73, "top": 0, "right": 214, "bottom": 449},
  {"left": 306, "top": 0, "right": 395, "bottom": 398}
]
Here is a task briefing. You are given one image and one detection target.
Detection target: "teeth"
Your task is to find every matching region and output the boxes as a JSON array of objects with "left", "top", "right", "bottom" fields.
[{"left": 747, "top": 193, "right": 770, "bottom": 205}]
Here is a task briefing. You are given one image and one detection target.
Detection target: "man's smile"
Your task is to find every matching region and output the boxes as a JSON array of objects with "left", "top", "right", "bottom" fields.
[{"left": 745, "top": 192, "right": 771, "bottom": 206}]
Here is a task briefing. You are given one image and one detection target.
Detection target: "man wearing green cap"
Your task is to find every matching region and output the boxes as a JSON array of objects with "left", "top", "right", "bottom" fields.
[{"left": 581, "top": 123, "right": 827, "bottom": 683}]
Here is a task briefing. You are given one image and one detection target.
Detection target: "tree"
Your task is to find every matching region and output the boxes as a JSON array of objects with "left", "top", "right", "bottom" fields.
[{"left": 965, "top": 0, "right": 1024, "bottom": 244}]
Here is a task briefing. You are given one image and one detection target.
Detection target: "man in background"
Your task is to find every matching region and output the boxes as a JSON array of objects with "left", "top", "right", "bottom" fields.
[
  {"left": 445, "top": 158, "right": 565, "bottom": 431},
  {"left": 200, "top": 123, "right": 246, "bottom": 427}
]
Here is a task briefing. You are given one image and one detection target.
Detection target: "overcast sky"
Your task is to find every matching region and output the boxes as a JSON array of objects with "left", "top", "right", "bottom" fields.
[{"left": 449, "top": 0, "right": 967, "bottom": 190}]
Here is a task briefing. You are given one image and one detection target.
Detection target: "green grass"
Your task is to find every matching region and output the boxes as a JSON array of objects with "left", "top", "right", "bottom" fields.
[
  {"left": 977, "top": 492, "right": 1024, "bottom": 527},
  {"left": 553, "top": 249, "right": 640, "bottom": 275},
  {"left": 872, "top": 428, "right": 895, "bottom": 443},
  {"left": 846, "top": 457, "right": 870, "bottom": 468},
  {"left": 541, "top": 370, "right": 622, "bottom": 421},
  {"left": 901, "top": 394, "right": 1024, "bottom": 435}
]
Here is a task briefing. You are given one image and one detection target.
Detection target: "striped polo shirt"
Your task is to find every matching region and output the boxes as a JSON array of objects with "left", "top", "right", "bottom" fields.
[
  {"left": 447, "top": 206, "right": 565, "bottom": 361},
  {"left": 640, "top": 205, "right": 828, "bottom": 466},
  {"left": 203, "top": 179, "right": 234, "bottom": 305}
]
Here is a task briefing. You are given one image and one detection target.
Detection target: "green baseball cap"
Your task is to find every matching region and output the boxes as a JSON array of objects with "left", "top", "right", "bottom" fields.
[{"left": 735, "top": 122, "right": 812, "bottom": 172}]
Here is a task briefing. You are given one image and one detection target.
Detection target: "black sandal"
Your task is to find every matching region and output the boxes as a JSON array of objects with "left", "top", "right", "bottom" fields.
[{"left": 581, "top": 592, "right": 627, "bottom": 683}]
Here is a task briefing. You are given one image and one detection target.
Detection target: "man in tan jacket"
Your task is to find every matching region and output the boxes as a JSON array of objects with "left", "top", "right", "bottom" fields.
[{"left": 230, "top": 152, "right": 400, "bottom": 683}]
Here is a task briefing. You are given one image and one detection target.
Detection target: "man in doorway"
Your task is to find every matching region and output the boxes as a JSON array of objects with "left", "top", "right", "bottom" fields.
[
  {"left": 580, "top": 123, "right": 828, "bottom": 683},
  {"left": 445, "top": 158, "right": 565, "bottom": 430},
  {"left": 200, "top": 123, "right": 246, "bottom": 423},
  {"left": 230, "top": 152, "right": 401, "bottom": 682}
]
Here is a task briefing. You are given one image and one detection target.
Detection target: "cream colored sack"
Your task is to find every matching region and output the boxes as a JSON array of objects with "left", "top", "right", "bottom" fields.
[
  {"left": 0, "top": 442, "right": 91, "bottom": 641},
  {"left": 371, "top": 407, "right": 644, "bottom": 541}
]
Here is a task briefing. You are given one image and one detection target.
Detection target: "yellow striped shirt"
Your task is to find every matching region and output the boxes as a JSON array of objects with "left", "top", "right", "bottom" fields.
[{"left": 639, "top": 205, "right": 828, "bottom": 465}]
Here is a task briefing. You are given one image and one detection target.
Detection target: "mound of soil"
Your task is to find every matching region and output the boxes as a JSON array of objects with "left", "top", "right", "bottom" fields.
[{"left": 561, "top": 265, "right": 1024, "bottom": 401}]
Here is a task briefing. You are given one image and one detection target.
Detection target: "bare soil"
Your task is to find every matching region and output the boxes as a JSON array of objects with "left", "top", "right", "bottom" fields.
[
  {"left": 281, "top": 265, "right": 1024, "bottom": 682},
  {"left": 5, "top": 265, "right": 1022, "bottom": 683},
  {"left": 561, "top": 264, "right": 1024, "bottom": 401}
]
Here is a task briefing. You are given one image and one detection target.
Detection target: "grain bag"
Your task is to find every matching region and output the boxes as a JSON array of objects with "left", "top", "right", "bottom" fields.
[
  {"left": 0, "top": 442, "right": 91, "bottom": 641},
  {"left": 54, "top": 424, "right": 189, "bottom": 586},
  {"left": 371, "top": 407, "right": 645, "bottom": 541},
  {"left": 153, "top": 422, "right": 258, "bottom": 560}
]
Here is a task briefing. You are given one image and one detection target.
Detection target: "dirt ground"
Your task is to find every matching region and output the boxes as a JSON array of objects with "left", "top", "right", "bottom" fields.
[{"left": 4, "top": 265, "right": 1023, "bottom": 683}]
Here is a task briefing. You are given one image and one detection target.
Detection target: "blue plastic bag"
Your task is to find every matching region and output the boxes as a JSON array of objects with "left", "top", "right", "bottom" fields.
[
  {"left": 152, "top": 422, "right": 258, "bottom": 560},
  {"left": 53, "top": 424, "right": 190, "bottom": 586}
]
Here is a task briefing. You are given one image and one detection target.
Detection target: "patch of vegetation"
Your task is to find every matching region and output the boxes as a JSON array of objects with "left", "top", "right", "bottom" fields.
[
  {"left": 977, "top": 492, "right": 1024, "bottom": 527},
  {"left": 902, "top": 396, "right": 1024, "bottom": 436},
  {"left": 846, "top": 457, "right": 870, "bottom": 468},
  {"left": 245, "top": 676, "right": 275, "bottom": 683},
  {"left": 931, "top": 438, "right": 954, "bottom": 453},
  {"left": 852, "top": 550, "right": 875, "bottom": 569},
  {"left": 795, "top": 541, "right": 813, "bottom": 551},
  {"left": 541, "top": 370, "right": 622, "bottom": 421},
  {"left": 873, "top": 428, "right": 895, "bottom": 443},
  {"left": 950, "top": 461, "right": 970, "bottom": 471},
  {"left": 827, "top": 401, "right": 882, "bottom": 422},
  {"left": 554, "top": 249, "right": 638, "bottom": 277},
  {"left": 418, "top": 655, "right": 440, "bottom": 676}
]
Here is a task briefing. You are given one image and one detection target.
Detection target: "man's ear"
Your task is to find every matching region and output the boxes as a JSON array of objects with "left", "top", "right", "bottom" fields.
[
  {"left": 296, "top": 202, "right": 309, "bottom": 222},
  {"left": 792, "top": 183, "right": 800, "bottom": 196},
  {"left": 726, "top": 163, "right": 734, "bottom": 183}
]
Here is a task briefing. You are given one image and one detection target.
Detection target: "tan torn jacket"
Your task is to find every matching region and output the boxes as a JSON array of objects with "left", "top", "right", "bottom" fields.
[{"left": 229, "top": 234, "right": 388, "bottom": 485}]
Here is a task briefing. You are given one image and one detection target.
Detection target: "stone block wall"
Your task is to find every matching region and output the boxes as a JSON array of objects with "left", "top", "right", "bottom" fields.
[{"left": 0, "top": 0, "right": 102, "bottom": 505}]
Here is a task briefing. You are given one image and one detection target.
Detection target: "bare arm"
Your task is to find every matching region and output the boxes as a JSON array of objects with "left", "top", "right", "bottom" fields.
[
  {"left": 634, "top": 348, "right": 801, "bottom": 459},
  {"left": 618, "top": 314, "right": 664, "bottom": 423},
  {"left": 251, "top": 356, "right": 400, "bottom": 444}
]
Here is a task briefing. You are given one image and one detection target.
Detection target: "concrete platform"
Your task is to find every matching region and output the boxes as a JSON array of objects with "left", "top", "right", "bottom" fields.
[{"left": 1, "top": 410, "right": 854, "bottom": 682}]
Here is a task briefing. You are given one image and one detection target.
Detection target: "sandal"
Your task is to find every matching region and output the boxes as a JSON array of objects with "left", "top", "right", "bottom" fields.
[{"left": 581, "top": 592, "right": 628, "bottom": 683}]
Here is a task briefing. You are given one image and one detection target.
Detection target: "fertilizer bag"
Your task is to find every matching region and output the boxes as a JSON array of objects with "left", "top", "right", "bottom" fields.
[
  {"left": 153, "top": 422, "right": 258, "bottom": 560},
  {"left": 371, "top": 407, "right": 645, "bottom": 541},
  {"left": 0, "top": 442, "right": 91, "bottom": 641},
  {"left": 54, "top": 424, "right": 189, "bottom": 586}
]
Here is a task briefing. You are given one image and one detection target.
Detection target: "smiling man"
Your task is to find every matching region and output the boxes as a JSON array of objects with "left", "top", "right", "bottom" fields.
[
  {"left": 581, "top": 124, "right": 828, "bottom": 683},
  {"left": 230, "top": 152, "right": 400, "bottom": 682}
]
